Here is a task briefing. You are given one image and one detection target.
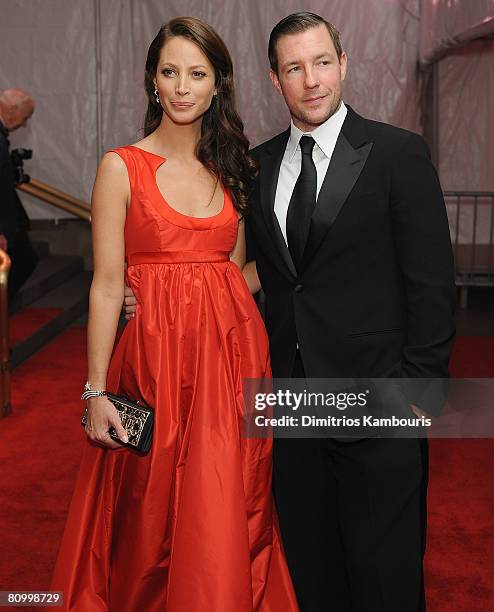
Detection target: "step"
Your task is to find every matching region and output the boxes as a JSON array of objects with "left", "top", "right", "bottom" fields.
[
  {"left": 11, "top": 271, "right": 92, "bottom": 369},
  {"left": 9, "top": 255, "right": 84, "bottom": 314},
  {"left": 31, "top": 240, "right": 50, "bottom": 259},
  {"left": 10, "top": 307, "right": 63, "bottom": 345}
]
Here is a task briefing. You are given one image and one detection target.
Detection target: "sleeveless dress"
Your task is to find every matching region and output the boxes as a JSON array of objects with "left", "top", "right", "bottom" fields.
[{"left": 48, "top": 145, "right": 299, "bottom": 612}]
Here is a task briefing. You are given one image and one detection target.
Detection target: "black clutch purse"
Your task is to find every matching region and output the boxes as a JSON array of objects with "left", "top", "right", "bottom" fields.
[{"left": 81, "top": 392, "right": 154, "bottom": 454}]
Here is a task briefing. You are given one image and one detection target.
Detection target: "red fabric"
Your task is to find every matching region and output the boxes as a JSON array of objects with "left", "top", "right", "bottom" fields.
[{"left": 48, "top": 146, "right": 299, "bottom": 611}]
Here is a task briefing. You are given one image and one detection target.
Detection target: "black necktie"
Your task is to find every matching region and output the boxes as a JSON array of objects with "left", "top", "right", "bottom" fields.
[{"left": 286, "top": 135, "right": 317, "bottom": 271}]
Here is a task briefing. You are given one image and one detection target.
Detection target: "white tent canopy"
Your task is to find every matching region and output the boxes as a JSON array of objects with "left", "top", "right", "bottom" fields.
[{"left": 1, "top": 0, "right": 492, "bottom": 220}]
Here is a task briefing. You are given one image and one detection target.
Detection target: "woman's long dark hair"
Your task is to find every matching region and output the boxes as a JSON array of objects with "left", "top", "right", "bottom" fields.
[{"left": 144, "top": 17, "right": 256, "bottom": 215}]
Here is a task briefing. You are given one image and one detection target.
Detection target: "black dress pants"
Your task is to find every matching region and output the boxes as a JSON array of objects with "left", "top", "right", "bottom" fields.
[{"left": 273, "top": 352, "right": 428, "bottom": 612}]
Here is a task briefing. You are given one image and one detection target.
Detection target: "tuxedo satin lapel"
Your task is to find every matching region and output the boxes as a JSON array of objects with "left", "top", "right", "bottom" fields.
[
  {"left": 301, "top": 133, "right": 373, "bottom": 268},
  {"left": 259, "top": 131, "right": 297, "bottom": 279}
]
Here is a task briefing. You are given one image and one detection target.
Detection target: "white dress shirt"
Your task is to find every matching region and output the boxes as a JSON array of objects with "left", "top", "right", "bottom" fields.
[{"left": 274, "top": 101, "right": 348, "bottom": 244}]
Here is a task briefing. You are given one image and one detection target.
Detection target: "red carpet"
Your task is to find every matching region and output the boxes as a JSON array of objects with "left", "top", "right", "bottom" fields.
[
  {"left": 0, "top": 331, "right": 493, "bottom": 610},
  {"left": 0, "top": 327, "right": 87, "bottom": 602},
  {"left": 426, "top": 439, "right": 494, "bottom": 610},
  {"left": 9, "top": 307, "right": 63, "bottom": 346},
  {"left": 449, "top": 336, "right": 494, "bottom": 377}
]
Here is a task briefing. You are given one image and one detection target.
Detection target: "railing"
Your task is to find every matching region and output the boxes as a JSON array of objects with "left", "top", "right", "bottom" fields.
[
  {"left": 18, "top": 178, "right": 91, "bottom": 222},
  {"left": 444, "top": 191, "right": 494, "bottom": 307}
]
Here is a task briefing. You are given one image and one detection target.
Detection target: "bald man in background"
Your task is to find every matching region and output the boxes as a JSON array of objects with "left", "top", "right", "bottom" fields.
[{"left": 0, "top": 88, "right": 38, "bottom": 298}]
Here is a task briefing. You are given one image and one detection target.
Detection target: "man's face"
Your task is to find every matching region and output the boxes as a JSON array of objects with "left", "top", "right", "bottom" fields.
[{"left": 270, "top": 23, "right": 347, "bottom": 132}]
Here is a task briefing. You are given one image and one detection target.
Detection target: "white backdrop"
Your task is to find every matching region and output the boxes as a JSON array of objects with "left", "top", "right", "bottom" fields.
[
  {"left": 0, "top": 0, "right": 492, "bottom": 220},
  {"left": 419, "top": 0, "right": 494, "bottom": 64}
]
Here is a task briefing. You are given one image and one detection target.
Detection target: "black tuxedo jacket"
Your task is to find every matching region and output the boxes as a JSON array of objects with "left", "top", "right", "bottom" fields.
[{"left": 246, "top": 105, "right": 456, "bottom": 416}]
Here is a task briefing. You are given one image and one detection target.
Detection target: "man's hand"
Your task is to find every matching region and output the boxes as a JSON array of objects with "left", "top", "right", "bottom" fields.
[
  {"left": 0, "top": 234, "right": 8, "bottom": 252},
  {"left": 410, "top": 404, "right": 431, "bottom": 419},
  {"left": 123, "top": 283, "right": 137, "bottom": 319}
]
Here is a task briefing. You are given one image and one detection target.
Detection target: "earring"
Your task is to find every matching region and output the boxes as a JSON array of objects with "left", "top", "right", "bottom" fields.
[{"left": 154, "top": 88, "right": 160, "bottom": 105}]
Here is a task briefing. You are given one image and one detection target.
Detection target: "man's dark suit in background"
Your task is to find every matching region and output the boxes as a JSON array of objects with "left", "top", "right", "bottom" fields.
[{"left": 0, "top": 120, "right": 38, "bottom": 299}]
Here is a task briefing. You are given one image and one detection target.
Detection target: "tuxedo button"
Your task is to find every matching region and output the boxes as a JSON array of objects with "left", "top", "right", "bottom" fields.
[{"left": 294, "top": 284, "right": 304, "bottom": 293}]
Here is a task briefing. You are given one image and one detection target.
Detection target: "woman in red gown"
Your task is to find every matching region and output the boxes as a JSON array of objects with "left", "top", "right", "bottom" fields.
[{"left": 48, "top": 16, "right": 299, "bottom": 612}]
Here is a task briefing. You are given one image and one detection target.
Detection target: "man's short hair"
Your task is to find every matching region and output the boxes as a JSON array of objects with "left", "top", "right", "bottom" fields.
[{"left": 268, "top": 12, "right": 343, "bottom": 74}]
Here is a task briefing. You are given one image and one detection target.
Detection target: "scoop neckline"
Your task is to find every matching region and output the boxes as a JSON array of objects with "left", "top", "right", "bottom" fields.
[{"left": 126, "top": 144, "right": 229, "bottom": 224}]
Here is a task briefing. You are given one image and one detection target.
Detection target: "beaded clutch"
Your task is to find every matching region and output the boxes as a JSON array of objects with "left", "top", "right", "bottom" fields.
[{"left": 81, "top": 392, "right": 154, "bottom": 454}]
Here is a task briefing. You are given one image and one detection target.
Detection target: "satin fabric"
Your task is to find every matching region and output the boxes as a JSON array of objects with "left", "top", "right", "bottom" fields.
[{"left": 48, "top": 145, "right": 299, "bottom": 612}]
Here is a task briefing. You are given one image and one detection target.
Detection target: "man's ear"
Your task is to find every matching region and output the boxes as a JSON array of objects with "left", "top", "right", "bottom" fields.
[
  {"left": 269, "top": 69, "right": 283, "bottom": 95},
  {"left": 339, "top": 51, "right": 348, "bottom": 82}
]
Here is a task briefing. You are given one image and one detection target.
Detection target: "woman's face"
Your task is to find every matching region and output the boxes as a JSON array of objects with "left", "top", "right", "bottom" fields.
[{"left": 154, "top": 36, "right": 217, "bottom": 126}]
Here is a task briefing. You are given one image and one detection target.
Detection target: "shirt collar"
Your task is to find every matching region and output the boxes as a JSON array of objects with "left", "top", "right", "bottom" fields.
[{"left": 287, "top": 100, "right": 347, "bottom": 162}]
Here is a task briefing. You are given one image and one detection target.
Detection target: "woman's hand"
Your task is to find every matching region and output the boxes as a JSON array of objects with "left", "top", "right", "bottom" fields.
[{"left": 84, "top": 396, "right": 129, "bottom": 449}]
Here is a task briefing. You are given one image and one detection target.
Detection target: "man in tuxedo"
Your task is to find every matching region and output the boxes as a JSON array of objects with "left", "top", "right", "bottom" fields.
[
  {"left": 244, "top": 12, "right": 456, "bottom": 612},
  {"left": 123, "top": 12, "right": 456, "bottom": 611}
]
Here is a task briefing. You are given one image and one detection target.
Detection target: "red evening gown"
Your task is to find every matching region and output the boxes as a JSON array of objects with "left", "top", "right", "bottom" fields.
[{"left": 48, "top": 145, "right": 299, "bottom": 612}]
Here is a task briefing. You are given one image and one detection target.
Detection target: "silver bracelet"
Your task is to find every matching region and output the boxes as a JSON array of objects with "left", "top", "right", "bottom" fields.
[{"left": 81, "top": 380, "right": 106, "bottom": 401}]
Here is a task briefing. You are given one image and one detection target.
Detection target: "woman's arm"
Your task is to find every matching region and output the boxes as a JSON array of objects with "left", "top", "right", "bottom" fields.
[
  {"left": 85, "top": 152, "right": 129, "bottom": 449},
  {"left": 230, "top": 217, "right": 261, "bottom": 294},
  {"left": 242, "top": 261, "right": 261, "bottom": 295}
]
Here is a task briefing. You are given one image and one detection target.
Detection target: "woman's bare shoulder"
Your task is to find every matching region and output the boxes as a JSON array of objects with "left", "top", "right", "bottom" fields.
[
  {"left": 94, "top": 152, "right": 130, "bottom": 206},
  {"left": 98, "top": 150, "right": 128, "bottom": 176}
]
